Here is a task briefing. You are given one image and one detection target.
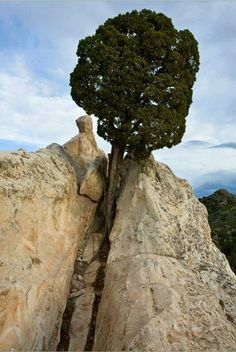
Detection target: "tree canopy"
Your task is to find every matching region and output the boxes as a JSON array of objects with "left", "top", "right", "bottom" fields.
[{"left": 70, "top": 9, "right": 199, "bottom": 158}]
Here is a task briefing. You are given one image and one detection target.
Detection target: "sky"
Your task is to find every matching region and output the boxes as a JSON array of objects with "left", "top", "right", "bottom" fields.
[{"left": 0, "top": 0, "right": 235, "bottom": 197}]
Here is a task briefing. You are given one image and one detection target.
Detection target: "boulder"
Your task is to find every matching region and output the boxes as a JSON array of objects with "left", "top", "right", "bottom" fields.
[
  {"left": 94, "top": 157, "right": 236, "bottom": 351},
  {"left": 0, "top": 115, "right": 105, "bottom": 351},
  {"left": 63, "top": 115, "right": 107, "bottom": 202}
]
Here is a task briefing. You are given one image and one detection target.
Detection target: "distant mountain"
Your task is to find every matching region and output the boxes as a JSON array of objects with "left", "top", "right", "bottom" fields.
[{"left": 199, "top": 189, "right": 236, "bottom": 273}]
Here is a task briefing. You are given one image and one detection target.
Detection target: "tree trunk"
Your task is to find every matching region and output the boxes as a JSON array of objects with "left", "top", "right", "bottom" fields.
[{"left": 105, "top": 145, "right": 124, "bottom": 236}]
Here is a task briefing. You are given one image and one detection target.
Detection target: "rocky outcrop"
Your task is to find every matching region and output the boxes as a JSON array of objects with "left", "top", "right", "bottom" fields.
[
  {"left": 1, "top": 117, "right": 236, "bottom": 352},
  {"left": 66, "top": 212, "right": 109, "bottom": 352},
  {"left": 63, "top": 115, "right": 106, "bottom": 202},
  {"left": 93, "top": 157, "right": 236, "bottom": 351},
  {"left": 0, "top": 116, "right": 105, "bottom": 351}
]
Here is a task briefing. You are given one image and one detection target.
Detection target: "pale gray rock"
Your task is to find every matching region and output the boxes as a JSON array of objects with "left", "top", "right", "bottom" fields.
[
  {"left": 69, "top": 287, "right": 95, "bottom": 352},
  {"left": 82, "top": 232, "right": 104, "bottom": 264},
  {"left": 63, "top": 115, "right": 107, "bottom": 202},
  {"left": 0, "top": 115, "right": 105, "bottom": 351},
  {"left": 69, "top": 289, "right": 86, "bottom": 299},
  {"left": 80, "top": 163, "right": 104, "bottom": 202},
  {"left": 84, "top": 260, "right": 101, "bottom": 285},
  {"left": 94, "top": 157, "right": 236, "bottom": 351}
]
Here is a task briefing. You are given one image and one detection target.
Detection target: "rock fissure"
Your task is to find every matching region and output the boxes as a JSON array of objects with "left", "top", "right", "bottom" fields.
[
  {"left": 57, "top": 198, "right": 107, "bottom": 351},
  {"left": 57, "top": 298, "right": 76, "bottom": 351},
  {"left": 1, "top": 115, "right": 236, "bottom": 352},
  {"left": 85, "top": 235, "right": 110, "bottom": 351},
  {"left": 78, "top": 191, "right": 99, "bottom": 203}
]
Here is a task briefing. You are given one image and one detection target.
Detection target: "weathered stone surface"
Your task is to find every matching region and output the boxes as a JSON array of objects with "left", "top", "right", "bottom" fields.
[
  {"left": 82, "top": 232, "right": 104, "bottom": 264},
  {"left": 0, "top": 116, "right": 105, "bottom": 351},
  {"left": 80, "top": 164, "right": 104, "bottom": 202},
  {"left": 69, "top": 289, "right": 86, "bottom": 299},
  {"left": 84, "top": 260, "right": 101, "bottom": 285},
  {"left": 69, "top": 287, "right": 95, "bottom": 352},
  {"left": 63, "top": 115, "right": 107, "bottom": 202},
  {"left": 0, "top": 149, "right": 96, "bottom": 351},
  {"left": 94, "top": 157, "right": 236, "bottom": 351}
]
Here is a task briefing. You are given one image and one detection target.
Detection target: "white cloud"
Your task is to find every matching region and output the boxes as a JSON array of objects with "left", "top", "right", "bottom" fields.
[{"left": 0, "top": 55, "right": 85, "bottom": 145}]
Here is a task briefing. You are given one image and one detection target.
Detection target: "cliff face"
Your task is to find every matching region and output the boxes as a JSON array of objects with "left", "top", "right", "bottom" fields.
[
  {"left": 1, "top": 118, "right": 236, "bottom": 352},
  {"left": 0, "top": 116, "right": 105, "bottom": 351},
  {"left": 94, "top": 157, "right": 236, "bottom": 351}
]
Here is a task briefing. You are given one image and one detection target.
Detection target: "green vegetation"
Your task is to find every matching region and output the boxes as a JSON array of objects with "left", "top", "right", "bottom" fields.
[
  {"left": 70, "top": 9, "right": 200, "bottom": 235},
  {"left": 200, "top": 189, "right": 236, "bottom": 273}
]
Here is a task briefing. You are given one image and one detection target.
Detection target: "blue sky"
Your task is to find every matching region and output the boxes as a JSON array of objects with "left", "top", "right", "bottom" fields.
[{"left": 0, "top": 0, "right": 236, "bottom": 197}]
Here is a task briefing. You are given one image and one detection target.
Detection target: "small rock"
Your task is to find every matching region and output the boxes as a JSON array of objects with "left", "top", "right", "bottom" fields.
[
  {"left": 69, "top": 289, "right": 86, "bottom": 299},
  {"left": 76, "top": 274, "right": 83, "bottom": 281},
  {"left": 82, "top": 232, "right": 104, "bottom": 264},
  {"left": 71, "top": 279, "right": 84, "bottom": 290},
  {"left": 84, "top": 260, "right": 101, "bottom": 284}
]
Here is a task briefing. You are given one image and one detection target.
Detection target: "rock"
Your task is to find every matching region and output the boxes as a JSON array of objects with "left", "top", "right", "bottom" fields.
[
  {"left": 71, "top": 278, "right": 84, "bottom": 290},
  {"left": 0, "top": 116, "right": 106, "bottom": 351},
  {"left": 76, "top": 114, "right": 93, "bottom": 133},
  {"left": 94, "top": 157, "right": 236, "bottom": 352},
  {"left": 63, "top": 115, "right": 107, "bottom": 202},
  {"left": 82, "top": 232, "right": 104, "bottom": 264},
  {"left": 69, "top": 287, "right": 95, "bottom": 351},
  {"left": 69, "top": 289, "right": 86, "bottom": 299},
  {"left": 84, "top": 260, "right": 101, "bottom": 285},
  {"left": 80, "top": 164, "right": 104, "bottom": 202}
]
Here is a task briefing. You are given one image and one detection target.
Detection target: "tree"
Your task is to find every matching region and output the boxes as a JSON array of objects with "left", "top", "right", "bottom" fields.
[{"left": 70, "top": 9, "right": 200, "bottom": 235}]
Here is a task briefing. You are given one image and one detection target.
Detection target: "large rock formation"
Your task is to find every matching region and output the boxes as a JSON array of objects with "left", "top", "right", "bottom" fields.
[
  {"left": 63, "top": 115, "right": 106, "bottom": 202},
  {"left": 93, "top": 157, "right": 236, "bottom": 351},
  {"left": 0, "top": 116, "right": 105, "bottom": 351},
  {"left": 1, "top": 117, "right": 236, "bottom": 352}
]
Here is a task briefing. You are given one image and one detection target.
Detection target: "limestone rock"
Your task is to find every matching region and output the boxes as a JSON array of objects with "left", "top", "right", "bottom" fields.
[
  {"left": 82, "top": 232, "right": 104, "bottom": 264},
  {"left": 76, "top": 114, "right": 93, "bottom": 133},
  {"left": 63, "top": 115, "right": 107, "bottom": 202},
  {"left": 69, "top": 287, "right": 95, "bottom": 352},
  {"left": 84, "top": 260, "right": 101, "bottom": 285},
  {"left": 94, "top": 157, "right": 236, "bottom": 351},
  {"left": 0, "top": 115, "right": 105, "bottom": 351},
  {"left": 69, "top": 289, "right": 86, "bottom": 299},
  {"left": 80, "top": 164, "right": 104, "bottom": 202}
]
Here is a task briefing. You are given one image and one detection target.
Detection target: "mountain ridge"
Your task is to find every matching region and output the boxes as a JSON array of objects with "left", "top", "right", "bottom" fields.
[{"left": 200, "top": 189, "right": 236, "bottom": 273}]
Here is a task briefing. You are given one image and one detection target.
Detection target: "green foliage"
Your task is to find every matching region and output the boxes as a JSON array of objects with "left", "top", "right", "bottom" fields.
[
  {"left": 199, "top": 189, "right": 236, "bottom": 273},
  {"left": 70, "top": 9, "right": 200, "bottom": 158}
]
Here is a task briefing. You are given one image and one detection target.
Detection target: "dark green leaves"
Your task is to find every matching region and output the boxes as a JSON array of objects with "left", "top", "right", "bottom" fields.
[{"left": 70, "top": 9, "right": 200, "bottom": 159}]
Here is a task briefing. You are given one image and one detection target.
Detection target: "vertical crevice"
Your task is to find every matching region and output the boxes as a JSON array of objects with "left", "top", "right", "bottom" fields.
[
  {"left": 57, "top": 150, "right": 121, "bottom": 351},
  {"left": 56, "top": 200, "right": 104, "bottom": 351},
  {"left": 85, "top": 235, "right": 110, "bottom": 351},
  {"left": 57, "top": 298, "right": 76, "bottom": 351}
]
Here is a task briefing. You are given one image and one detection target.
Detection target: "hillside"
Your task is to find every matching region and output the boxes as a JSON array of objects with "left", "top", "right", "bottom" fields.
[{"left": 199, "top": 189, "right": 236, "bottom": 273}]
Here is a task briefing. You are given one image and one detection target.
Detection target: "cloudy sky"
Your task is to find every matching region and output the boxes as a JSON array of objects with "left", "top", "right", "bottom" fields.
[{"left": 0, "top": 0, "right": 235, "bottom": 197}]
